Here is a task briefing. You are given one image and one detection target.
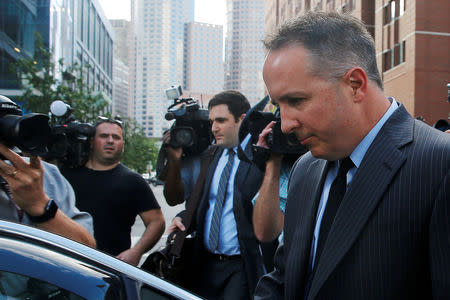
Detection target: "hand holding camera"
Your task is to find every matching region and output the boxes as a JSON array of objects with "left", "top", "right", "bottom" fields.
[
  {"left": 0, "top": 143, "right": 49, "bottom": 217},
  {"left": 163, "top": 130, "right": 183, "bottom": 162}
]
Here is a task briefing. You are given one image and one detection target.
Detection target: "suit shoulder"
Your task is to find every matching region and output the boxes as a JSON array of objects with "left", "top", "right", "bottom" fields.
[{"left": 413, "top": 121, "right": 450, "bottom": 161}]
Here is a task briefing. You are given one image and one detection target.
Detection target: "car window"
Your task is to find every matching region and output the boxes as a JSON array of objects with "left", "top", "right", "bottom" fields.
[
  {"left": 140, "top": 285, "right": 178, "bottom": 300},
  {"left": 0, "top": 270, "right": 85, "bottom": 300}
]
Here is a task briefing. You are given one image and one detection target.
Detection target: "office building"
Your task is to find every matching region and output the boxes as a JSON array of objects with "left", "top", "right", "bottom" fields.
[
  {"left": 110, "top": 19, "right": 131, "bottom": 118},
  {"left": 0, "top": 0, "right": 114, "bottom": 105},
  {"left": 130, "top": 0, "right": 194, "bottom": 137},
  {"left": 183, "top": 22, "right": 223, "bottom": 96},
  {"left": 224, "top": 0, "right": 266, "bottom": 105},
  {"left": 264, "top": 0, "right": 449, "bottom": 126}
]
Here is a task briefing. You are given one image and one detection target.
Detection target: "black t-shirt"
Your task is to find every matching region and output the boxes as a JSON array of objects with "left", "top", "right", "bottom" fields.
[{"left": 61, "top": 164, "right": 160, "bottom": 256}]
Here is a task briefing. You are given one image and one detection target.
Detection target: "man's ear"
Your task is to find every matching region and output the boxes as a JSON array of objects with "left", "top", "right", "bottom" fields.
[
  {"left": 346, "top": 67, "right": 367, "bottom": 102},
  {"left": 238, "top": 113, "right": 246, "bottom": 123}
]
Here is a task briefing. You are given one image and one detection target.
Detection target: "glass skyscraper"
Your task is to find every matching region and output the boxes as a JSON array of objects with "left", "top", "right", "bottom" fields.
[
  {"left": 224, "top": 0, "right": 265, "bottom": 105},
  {"left": 130, "top": 0, "right": 194, "bottom": 137},
  {"left": 0, "top": 0, "right": 113, "bottom": 105}
]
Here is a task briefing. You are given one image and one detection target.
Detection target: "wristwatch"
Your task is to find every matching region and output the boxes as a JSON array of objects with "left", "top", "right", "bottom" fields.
[{"left": 27, "top": 199, "right": 59, "bottom": 223}]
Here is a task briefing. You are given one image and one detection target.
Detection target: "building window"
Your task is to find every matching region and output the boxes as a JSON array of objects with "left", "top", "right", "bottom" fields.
[
  {"left": 399, "top": 0, "right": 405, "bottom": 16},
  {"left": 382, "top": 40, "right": 406, "bottom": 72}
]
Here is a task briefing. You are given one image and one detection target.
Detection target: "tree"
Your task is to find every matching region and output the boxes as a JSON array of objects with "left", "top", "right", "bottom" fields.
[
  {"left": 121, "top": 118, "right": 159, "bottom": 174},
  {"left": 10, "top": 33, "right": 159, "bottom": 172},
  {"left": 11, "top": 33, "right": 108, "bottom": 123}
]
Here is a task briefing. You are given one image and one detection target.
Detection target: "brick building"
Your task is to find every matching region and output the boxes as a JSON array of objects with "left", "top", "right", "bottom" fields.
[{"left": 264, "top": 0, "right": 449, "bottom": 126}]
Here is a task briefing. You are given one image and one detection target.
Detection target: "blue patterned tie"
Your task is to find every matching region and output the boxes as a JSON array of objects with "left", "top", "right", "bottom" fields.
[{"left": 208, "top": 148, "right": 235, "bottom": 251}]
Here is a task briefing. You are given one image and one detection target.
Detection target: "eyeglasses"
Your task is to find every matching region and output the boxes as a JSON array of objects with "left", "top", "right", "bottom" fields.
[{"left": 96, "top": 116, "right": 123, "bottom": 128}]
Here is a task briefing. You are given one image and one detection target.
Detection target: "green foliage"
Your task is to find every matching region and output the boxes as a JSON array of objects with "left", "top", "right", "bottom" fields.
[
  {"left": 120, "top": 118, "right": 159, "bottom": 174},
  {"left": 11, "top": 33, "right": 108, "bottom": 123},
  {"left": 10, "top": 33, "right": 158, "bottom": 172}
]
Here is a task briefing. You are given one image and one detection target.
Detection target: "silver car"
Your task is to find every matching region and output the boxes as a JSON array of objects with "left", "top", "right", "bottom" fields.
[{"left": 0, "top": 220, "right": 202, "bottom": 300}]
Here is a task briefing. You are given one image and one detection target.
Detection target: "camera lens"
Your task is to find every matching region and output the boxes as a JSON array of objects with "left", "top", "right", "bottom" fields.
[
  {"left": 171, "top": 127, "right": 194, "bottom": 147},
  {"left": 0, "top": 113, "right": 51, "bottom": 156}
]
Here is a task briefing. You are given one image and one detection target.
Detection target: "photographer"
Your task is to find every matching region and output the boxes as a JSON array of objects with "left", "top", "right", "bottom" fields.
[
  {"left": 162, "top": 130, "right": 201, "bottom": 206},
  {"left": 61, "top": 117, "right": 165, "bottom": 266},
  {"left": 165, "top": 90, "right": 264, "bottom": 299},
  {"left": 252, "top": 121, "right": 289, "bottom": 243},
  {"left": 0, "top": 96, "right": 95, "bottom": 247},
  {"left": 0, "top": 144, "right": 95, "bottom": 247}
]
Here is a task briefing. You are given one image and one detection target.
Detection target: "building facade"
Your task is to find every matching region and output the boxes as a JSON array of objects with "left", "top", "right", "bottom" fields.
[
  {"left": 112, "top": 58, "right": 129, "bottom": 117},
  {"left": 0, "top": 0, "right": 114, "bottom": 105},
  {"left": 375, "top": 0, "right": 449, "bottom": 125},
  {"left": 224, "top": 0, "right": 266, "bottom": 105},
  {"left": 110, "top": 19, "right": 131, "bottom": 118},
  {"left": 264, "top": 0, "right": 449, "bottom": 126},
  {"left": 183, "top": 22, "right": 223, "bottom": 96},
  {"left": 130, "top": 0, "right": 194, "bottom": 137}
]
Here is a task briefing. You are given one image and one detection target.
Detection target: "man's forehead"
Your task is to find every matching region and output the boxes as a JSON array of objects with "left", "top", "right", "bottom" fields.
[
  {"left": 209, "top": 104, "right": 232, "bottom": 118},
  {"left": 95, "top": 123, "right": 123, "bottom": 135}
]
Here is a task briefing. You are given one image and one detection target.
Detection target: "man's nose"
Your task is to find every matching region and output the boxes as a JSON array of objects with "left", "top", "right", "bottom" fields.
[
  {"left": 280, "top": 107, "right": 299, "bottom": 134},
  {"left": 211, "top": 122, "right": 218, "bottom": 133}
]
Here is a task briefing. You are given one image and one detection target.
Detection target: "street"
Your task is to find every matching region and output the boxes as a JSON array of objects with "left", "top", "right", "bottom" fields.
[{"left": 131, "top": 184, "right": 184, "bottom": 266}]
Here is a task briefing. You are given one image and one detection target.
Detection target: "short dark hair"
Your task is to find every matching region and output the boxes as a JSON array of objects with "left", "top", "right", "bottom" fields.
[
  {"left": 208, "top": 90, "right": 250, "bottom": 121},
  {"left": 94, "top": 116, "right": 124, "bottom": 137},
  {"left": 264, "top": 11, "right": 383, "bottom": 89}
]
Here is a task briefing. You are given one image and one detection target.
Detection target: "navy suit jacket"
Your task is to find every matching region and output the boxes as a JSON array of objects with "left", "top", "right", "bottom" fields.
[
  {"left": 185, "top": 143, "right": 264, "bottom": 295},
  {"left": 255, "top": 104, "right": 450, "bottom": 299}
]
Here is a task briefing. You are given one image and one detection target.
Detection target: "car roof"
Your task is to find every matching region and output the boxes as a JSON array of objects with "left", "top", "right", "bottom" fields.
[{"left": 0, "top": 220, "right": 202, "bottom": 300}]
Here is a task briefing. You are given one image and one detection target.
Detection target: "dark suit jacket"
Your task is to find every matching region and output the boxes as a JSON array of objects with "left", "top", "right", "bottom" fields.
[
  {"left": 255, "top": 104, "right": 450, "bottom": 299},
  {"left": 185, "top": 143, "right": 265, "bottom": 295}
]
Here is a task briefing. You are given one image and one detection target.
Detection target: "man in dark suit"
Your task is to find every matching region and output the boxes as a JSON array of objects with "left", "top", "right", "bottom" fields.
[
  {"left": 166, "top": 91, "right": 264, "bottom": 299},
  {"left": 255, "top": 11, "right": 450, "bottom": 300}
]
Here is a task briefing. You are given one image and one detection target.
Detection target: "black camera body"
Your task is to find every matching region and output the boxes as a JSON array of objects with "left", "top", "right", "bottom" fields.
[
  {"left": 248, "top": 109, "right": 307, "bottom": 155},
  {"left": 164, "top": 86, "right": 212, "bottom": 157},
  {"left": 237, "top": 96, "right": 308, "bottom": 172},
  {"left": 0, "top": 95, "right": 51, "bottom": 156},
  {"left": 155, "top": 86, "right": 212, "bottom": 181},
  {"left": 45, "top": 101, "right": 95, "bottom": 168}
]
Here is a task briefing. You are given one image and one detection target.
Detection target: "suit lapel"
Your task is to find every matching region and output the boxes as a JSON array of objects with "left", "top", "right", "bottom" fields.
[
  {"left": 196, "top": 148, "right": 224, "bottom": 232},
  {"left": 308, "top": 105, "right": 413, "bottom": 299},
  {"left": 285, "top": 158, "right": 328, "bottom": 299}
]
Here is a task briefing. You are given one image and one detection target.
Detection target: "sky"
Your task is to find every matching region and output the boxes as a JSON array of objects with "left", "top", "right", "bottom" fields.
[{"left": 97, "top": 0, "right": 226, "bottom": 25}]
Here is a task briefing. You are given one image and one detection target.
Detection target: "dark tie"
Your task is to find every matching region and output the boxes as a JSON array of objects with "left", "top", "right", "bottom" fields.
[
  {"left": 208, "top": 149, "right": 235, "bottom": 251},
  {"left": 315, "top": 157, "right": 354, "bottom": 266}
]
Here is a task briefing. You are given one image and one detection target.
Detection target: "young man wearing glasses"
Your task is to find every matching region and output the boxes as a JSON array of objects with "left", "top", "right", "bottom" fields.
[{"left": 61, "top": 118, "right": 165, "bottom": 266}]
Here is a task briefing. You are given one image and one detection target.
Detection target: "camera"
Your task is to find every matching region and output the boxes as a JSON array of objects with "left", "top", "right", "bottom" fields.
[
  {"left": 0, "top": 95, "right": 51, "bottom": 156},
  {"left": 248, "top": 109, "right": 307, "bottom": 155},
  {"left": 238, "top": 96, "right": 308, "bottom": 171},
  {"left": 155, "top": 85, "right": 212, "bottom": 181},
  {"left": 164, "top": 85, "right": 212, "bottom": 156},
  {"left": 45, "top": 100, "right": 95, "bottom": 168}
]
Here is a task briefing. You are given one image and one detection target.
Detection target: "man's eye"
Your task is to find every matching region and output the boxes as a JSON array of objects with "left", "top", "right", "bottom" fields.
[{"left": 288, "top": 98, "right": 305, "bottom": 106}]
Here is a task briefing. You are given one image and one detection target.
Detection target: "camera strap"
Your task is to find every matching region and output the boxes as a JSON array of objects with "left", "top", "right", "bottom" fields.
[
  {"left": 0, "top": 176, "right": 23, "bottom": 222},
  {"left": 170, "top": 145, "right": 219, "bottom": 257}
]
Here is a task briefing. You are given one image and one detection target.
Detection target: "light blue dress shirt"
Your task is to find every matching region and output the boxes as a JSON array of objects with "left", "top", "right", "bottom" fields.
[
  {"left": 204, "top": 134, "right": 251, "bottom": 255},
  {"left": 309, "top": 98, "right": 399, "bottom": 268}
]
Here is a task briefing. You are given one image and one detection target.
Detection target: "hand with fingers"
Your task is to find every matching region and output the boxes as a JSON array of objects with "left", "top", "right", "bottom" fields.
[
  {"left": 257, "top": 121, "right": 276, "bottom": 149},
  {"left": 0, "top": 143, "right": 49, "bottom": 216},
  {"left": 168, "top": 216, "right": 186, "bottom": 235},
  {"left": 163, "top": 131, "right": 183, "bottom": 161}
]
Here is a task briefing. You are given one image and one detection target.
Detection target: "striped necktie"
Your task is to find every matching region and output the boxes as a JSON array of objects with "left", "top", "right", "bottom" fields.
[{"left": 208, "top": 148, "right": 235, "bottom": 251}]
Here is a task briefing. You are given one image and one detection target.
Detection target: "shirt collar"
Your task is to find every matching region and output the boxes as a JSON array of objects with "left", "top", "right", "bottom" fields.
[{"left": 349, "top": 97, "right": 399, "bottom": 168}]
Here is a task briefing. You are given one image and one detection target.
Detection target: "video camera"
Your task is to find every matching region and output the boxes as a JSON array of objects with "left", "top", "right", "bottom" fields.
[
  {"left": 238, "top": 96, "right": 308, "bottom": 171},
  {"left": 164, "top": 85, "right": 212, "bottom": 157},
  {"left": 0, "top": 95, "right": 51, "bottom": 157},
  {"left": 155, "top": 85, "right": 212, "bottom": 181},
  {"left": 45, "top": 100, "right": 95, "bottom": 168}
]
